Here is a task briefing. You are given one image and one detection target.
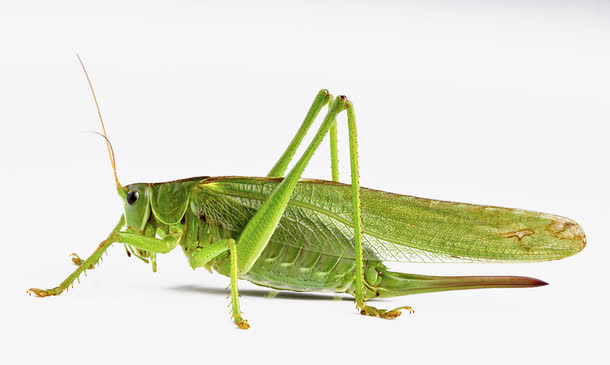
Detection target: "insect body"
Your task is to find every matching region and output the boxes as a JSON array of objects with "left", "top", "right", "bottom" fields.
[{"left": 28, "top": 64, "right": 586, "bottom": 329}]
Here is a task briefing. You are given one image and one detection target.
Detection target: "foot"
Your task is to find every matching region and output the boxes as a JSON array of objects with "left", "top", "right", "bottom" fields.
[
  {"left": 234, "top": 316, "right": 250, "bottom": 330},
  {"left": 360, "top": 305, "right": 414, "bottom": 319},
  {"left": 27, "top": 287, "right": 61, "bottom": 297}
]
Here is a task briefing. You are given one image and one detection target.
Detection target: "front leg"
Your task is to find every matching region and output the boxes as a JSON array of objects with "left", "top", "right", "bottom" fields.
[
  {"left": 27, "top": 217, "right": 125, "bottom": 297},
  {"left": 116, "top": 231, "right": 180, "bottom": 254},
  {"left": 27, "top": 217, "right": 181, "bottom": 297}
]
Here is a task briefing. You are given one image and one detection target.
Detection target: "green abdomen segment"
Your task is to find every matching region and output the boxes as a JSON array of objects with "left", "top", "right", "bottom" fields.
[{"left": 216, "top": 240, "right": 365, "bottom": 294}]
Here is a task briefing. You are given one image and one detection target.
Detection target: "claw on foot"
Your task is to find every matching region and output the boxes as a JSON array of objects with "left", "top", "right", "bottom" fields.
[
  {"left": 236, "top": 319, "right": 250, "bottom": 330},
  {"left": 27, "top": 288, "right": 52, "bottom": 297},
  {"left": 392, "top": 305, "right": 415, "bottom": 316},
  {"left": 70, "top": 253, "right": 95, "bottom": 269},
  {"left": 360, "top": 305, "right": 414, "bottom": 320},
  {"left": 379, "top": 310, "right": 402, "bottom": 319}
]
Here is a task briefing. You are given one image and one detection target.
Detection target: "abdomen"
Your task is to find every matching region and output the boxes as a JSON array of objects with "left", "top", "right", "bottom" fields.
[{"left": 214, "top": 240, "right": 364, "bottom": 293}]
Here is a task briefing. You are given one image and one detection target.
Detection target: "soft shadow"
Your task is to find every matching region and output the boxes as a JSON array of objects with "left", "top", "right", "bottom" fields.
[{"left": 168, "top": 284, "right": 352, "bottom": 301}]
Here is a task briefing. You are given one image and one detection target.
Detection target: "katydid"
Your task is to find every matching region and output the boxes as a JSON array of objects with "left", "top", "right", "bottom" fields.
[{"left": 28, "top": 59, "right": 586, "bottom": 329}]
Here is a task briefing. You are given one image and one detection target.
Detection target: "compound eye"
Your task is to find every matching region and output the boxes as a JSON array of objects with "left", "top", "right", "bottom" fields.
[{"left": 126, "top": 190, "right": 139, "bottom": 205}]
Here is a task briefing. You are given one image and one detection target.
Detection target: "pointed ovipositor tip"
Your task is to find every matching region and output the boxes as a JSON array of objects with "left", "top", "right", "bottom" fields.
[{"left": 531, "top": 278, "right": 549, "bottom": 287}]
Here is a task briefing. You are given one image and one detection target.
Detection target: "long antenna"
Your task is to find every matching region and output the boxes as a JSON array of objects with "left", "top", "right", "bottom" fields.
[{"left": 76, "top": 54, "right": 123, "bottom": 190}]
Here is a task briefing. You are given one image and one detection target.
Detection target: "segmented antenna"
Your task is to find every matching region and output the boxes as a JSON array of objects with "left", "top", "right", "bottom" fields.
[{"left": 76, "top": 54, "right": 123, "bottom": 190}]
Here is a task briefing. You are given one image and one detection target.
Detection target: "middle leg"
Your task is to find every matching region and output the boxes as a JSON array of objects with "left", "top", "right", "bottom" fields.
[{"left": 183, "top": 239, "right": 248, "bottom": 329}]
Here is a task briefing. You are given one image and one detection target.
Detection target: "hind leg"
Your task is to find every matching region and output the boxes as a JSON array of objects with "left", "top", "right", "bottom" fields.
[{"left": 360, "top": 305, "right": 415, "bottom": 319}]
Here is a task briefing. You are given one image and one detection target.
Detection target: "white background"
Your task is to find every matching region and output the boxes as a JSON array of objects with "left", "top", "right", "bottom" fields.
[{"left": 2, "top": 1, "right": 608, "bottom": 364}]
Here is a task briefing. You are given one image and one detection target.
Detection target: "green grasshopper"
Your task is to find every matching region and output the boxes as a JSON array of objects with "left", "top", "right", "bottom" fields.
[{"left": 28, "top": 59, "right": 586, "bottom": 329}]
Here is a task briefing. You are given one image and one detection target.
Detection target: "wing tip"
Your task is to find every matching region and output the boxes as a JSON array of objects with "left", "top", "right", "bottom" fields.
[{"left": 547, "top": 216, "right": 587, "bottom": 256}]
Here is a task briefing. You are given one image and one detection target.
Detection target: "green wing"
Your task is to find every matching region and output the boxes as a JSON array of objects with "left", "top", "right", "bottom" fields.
[{"left": 189, "top": 176, "right": 585, "bottom": 263}]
